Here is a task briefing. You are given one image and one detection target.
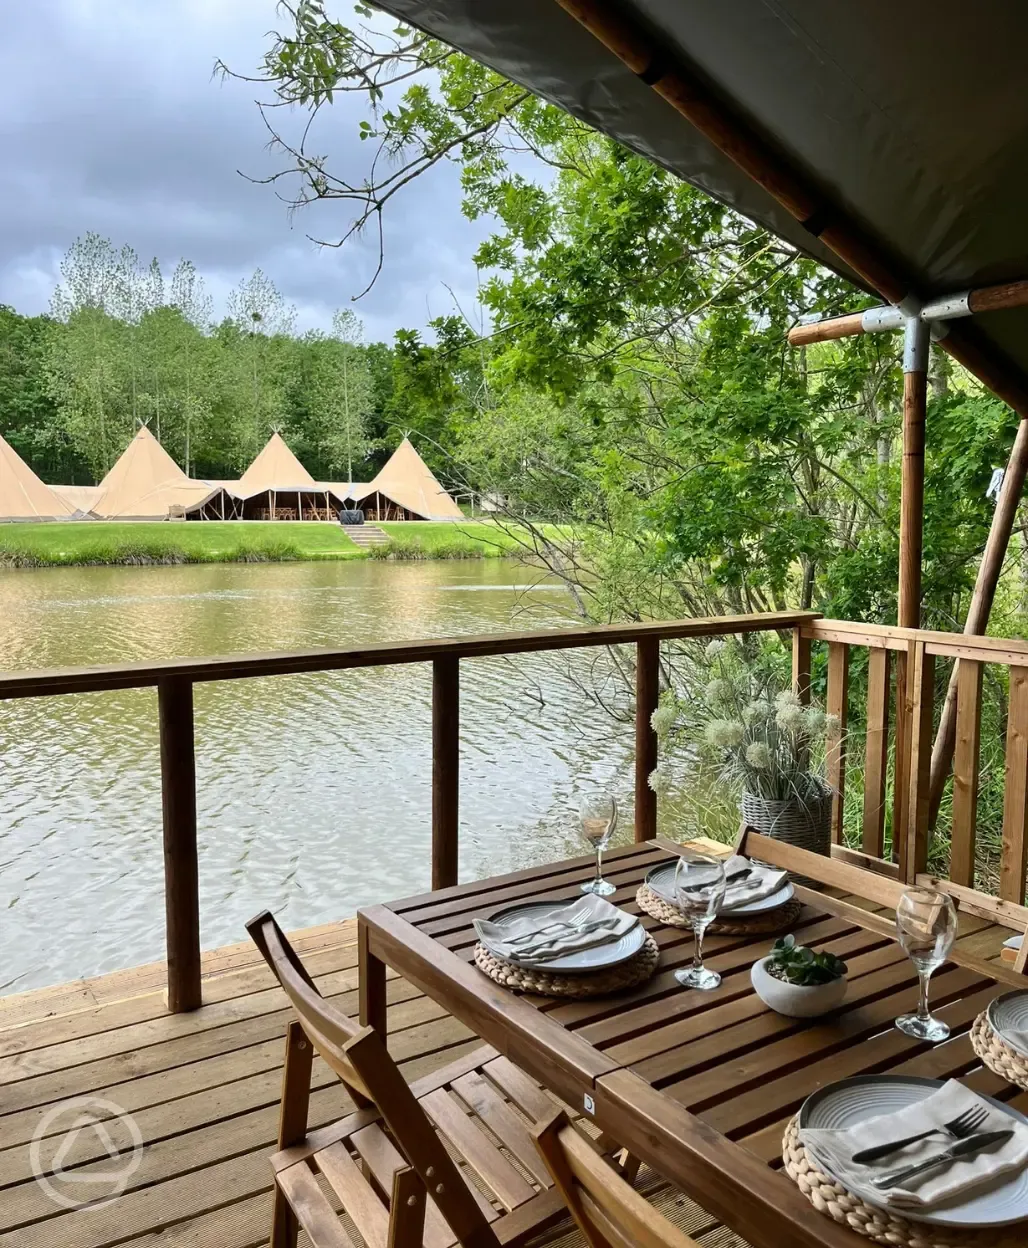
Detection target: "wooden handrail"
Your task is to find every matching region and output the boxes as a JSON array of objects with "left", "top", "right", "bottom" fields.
[
  {"left": 1, "top": 609, "right": 812, "bottom": 1012},
  {"left": 0, "top": 610, "right": 816, "bottom": 700},
  {"left": 804, "top": 618, "right": 1028, "bottom": 666}
]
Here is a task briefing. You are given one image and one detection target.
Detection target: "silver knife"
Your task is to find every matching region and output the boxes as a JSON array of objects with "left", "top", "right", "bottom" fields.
[{"left": 872, "top": 1129, "right": 1015, "bottom": 1189}]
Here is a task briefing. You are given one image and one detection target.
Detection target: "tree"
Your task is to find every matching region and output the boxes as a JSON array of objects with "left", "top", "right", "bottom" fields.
[{"left": 226, "top": 270, "right": 297, "bottom": 457}]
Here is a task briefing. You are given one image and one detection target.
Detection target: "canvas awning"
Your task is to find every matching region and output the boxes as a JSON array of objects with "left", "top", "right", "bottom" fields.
[
  {"left": 374, "top": 1, "right": 1028, "bottom": 411},
  {"left": 352, "top": 438, "right": 464, "bottom": 520},
  {"left": 0, "top": 435, "right": 75, "bottom": 520}
]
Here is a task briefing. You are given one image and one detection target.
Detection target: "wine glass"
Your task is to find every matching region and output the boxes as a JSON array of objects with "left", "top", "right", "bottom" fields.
[
  {"left": 672, "top": 851, "right": 727, "bottom": 989},
  {"left": 579, "top": 794, "right": 618, "bottom": 895},
  {"left": 894, "top": 886, "right": 958, "bottom": 1041}
]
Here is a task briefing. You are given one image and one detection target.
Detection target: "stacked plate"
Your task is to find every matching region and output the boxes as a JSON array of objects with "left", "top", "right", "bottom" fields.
[
  {"left": 988, "top": 991, "right": 1028, "bottom": 1058},
  {"left": 643, "top": 856, "right": 795, "bottom": 917},
  {"left": 473, "top": 896, "right": 645, "bottom": 974},
  {"left": 799, "top": 1076, "right": 1028, "bottom": 1229}
]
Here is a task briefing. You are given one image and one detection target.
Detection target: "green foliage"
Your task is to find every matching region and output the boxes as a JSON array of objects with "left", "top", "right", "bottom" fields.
[{"left": 769, "top": 934, "right": 847, "bottom": 986}]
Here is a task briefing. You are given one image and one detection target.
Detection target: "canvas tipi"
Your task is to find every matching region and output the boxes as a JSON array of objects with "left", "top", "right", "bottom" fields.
[
  {"left": 0, "top": 434, "right": 75, "bottom": 521},
  {"left": 353, "top": 438, "right": 463, "bottom": 520},
  {"left": 92, "top": 427, "right": 218, "bottom": 519}
]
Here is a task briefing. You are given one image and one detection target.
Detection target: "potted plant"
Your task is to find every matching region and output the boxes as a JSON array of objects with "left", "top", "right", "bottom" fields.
[
  {"left": 649, "top": 642, "right": 840, "bottom": 861},
  {"left": 751, "top": 934, "right": 848, "bottom": 1017}
]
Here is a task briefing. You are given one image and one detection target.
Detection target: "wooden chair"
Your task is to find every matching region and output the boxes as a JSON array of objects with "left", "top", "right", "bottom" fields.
[
  {"left": 247, "top": 909, "right": 613, "bottom": 1248},
  {"left": 533, "top": 1110, "right": 701, "bottom": 1248}
]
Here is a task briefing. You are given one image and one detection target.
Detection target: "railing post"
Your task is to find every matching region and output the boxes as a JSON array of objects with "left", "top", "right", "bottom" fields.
[
  {"left": 825, "top": 642, "right": 850, "bottom": 846},
  {"left": 791, "top": 626, "right": 811, "bottom": 704},
  {"left": 158, "top": 676, "right": 202, "bottom": 1013},
  {"left": 635, "top": 638, "right": 659, "bottom": 841},
  {"left": 902, "top": 642, "right": 934, "bottom": 884},
  {"left": 432, "top": 656, "right": 459, "bottom": 889}
]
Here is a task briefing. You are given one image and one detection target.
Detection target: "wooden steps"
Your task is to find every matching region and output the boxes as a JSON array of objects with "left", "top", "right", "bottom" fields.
[{"left": 340, "top": 524, "right": 390, "bottom": 548}]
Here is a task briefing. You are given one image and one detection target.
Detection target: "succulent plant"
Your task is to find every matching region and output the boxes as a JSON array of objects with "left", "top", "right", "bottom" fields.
[{"left": 768, "top": 934, "right": 847, "bottom": 986}]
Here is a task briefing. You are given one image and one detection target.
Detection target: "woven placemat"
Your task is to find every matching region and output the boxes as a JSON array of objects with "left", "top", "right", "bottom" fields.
[
  {"left": 971, "top": 1010, "right": 1028, "bottom": 1092},
  {"left": 474, "top": 933, "right": 660, "bottom": 998},
  {"left": 636, "top": 882, "right": 801, "bottom": 936},
  {"left": 782, "top": 1115, "right": 1024, "bottom": 1247}
]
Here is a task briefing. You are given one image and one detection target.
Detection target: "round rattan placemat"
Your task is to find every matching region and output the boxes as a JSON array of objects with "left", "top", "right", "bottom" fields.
[
  {"left": 473, "top": 933, "right": 660, "bottom": 998},
  {"left": 781, "top": 1115, "right": 1024, "bottom": 1247},
  {"left": 971, "top": 1011, "right": 1028, "bottom": 1092},
  {"left": 636, "top": 882, "right": 801, "bottom": 936}
]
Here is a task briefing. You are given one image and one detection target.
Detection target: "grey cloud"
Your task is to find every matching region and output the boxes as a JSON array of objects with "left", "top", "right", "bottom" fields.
[{"left": 0, "top": 0, "right": 494, "bottom": 342}]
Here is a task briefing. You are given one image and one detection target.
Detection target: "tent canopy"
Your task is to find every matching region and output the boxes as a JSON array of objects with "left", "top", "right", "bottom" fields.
[
  {"left": 0, "top": 434, "right": 75, "bottom": 520},
  {"left": 93, "top": 426, "right": 218, "bottom": 519},
  {"left": 352, "top": 438, "right": 463, "bottom": 520},
  {"left": 237, "top": 433, "right": 317, "bottom": 496},
  {"left": 374, "top": 0, "right": 1028, "bottom": 410},
  {"left": 50, "top": 484, "right": 102, "bottom": 516}
]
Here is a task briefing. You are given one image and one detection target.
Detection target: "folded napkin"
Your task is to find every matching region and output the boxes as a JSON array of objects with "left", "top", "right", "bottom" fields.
[
  {"left": 802, "top": 1080, "right": 1028, "bottom": 1210},
  {"left": 473, "top": 895, "right": 638, "bottom": 965},
  {"left": 653, "top": 855, "right": 788, "bottom": 911}
]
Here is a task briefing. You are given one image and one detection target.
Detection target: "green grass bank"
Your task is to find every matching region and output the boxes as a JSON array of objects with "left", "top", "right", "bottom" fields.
[{"left": 0, "top": 520, "right": 537, "bottom": 569}]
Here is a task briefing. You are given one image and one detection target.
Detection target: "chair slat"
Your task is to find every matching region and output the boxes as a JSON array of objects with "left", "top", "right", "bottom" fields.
[
  {"left": 481, "top": 1056, "right": 557, "bottom": 1122},
  {"left": 420, "top": 1088, "right": 537, "bottom": 1211},
  {"left": 452, "top": 1071, "right": 554, "bottom": 1188},
  {"left": 317, "top": 1142, "right": 391, "bottom": 1248},
  {"left": 277, "top": 1162, "right": 360, "bottom": 1248},
  {"left": 351, "top": 1124, "right": 457, "bottom": 1248}
]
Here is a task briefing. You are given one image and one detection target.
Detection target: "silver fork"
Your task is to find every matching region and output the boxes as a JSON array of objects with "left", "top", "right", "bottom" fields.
[{"left": 850, "top": 1105, "right": 990, "bottom": 1165}]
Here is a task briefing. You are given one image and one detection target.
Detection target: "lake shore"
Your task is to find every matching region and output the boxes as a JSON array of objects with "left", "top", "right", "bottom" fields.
[{"left": 0, "top": 519, "right": 533, "bottom": 568}]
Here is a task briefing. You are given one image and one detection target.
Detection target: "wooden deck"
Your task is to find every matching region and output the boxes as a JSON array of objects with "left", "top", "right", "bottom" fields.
[{"left": 0, "top": 906, "right": 1013, "bottom": 1248}]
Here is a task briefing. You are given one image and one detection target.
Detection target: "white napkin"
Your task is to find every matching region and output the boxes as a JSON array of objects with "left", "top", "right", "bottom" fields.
[
  {"left": 653, "top": 855, "right": 787, "bottom": 911},
  {"left": 802, "top": 1081, "right": 1028, "bottom": 1209},
  {"left": 474, "top": 895, "right": 637, "bottom": 964}
]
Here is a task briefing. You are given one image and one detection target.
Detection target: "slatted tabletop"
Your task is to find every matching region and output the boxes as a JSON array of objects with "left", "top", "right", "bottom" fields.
[{"left": 358, "top": 840, "right": 1028, "bottom": 1248}]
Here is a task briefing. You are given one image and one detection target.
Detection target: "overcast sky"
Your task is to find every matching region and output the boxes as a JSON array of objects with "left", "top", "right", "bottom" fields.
[{"left": 0, "top": 0, "right": 498, "bottom": 343}]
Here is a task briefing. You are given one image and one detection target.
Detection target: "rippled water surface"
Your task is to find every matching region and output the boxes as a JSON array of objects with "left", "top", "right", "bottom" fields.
[{"left": 0, "top": 559, "right": 635, "bottom": 992}]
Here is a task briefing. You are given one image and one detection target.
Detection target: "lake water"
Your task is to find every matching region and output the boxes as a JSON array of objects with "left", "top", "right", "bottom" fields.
[{"left": 0, "top": 558, "right": 637, "bottom": 993}]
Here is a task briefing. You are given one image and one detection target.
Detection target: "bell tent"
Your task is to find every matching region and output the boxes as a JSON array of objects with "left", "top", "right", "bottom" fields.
[{"left": 0, "top": 434, "right": 75, "bottom": 521}]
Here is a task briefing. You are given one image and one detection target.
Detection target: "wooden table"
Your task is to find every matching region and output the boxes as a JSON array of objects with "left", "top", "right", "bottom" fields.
[{"left": 357, "top": 840, "right": 1025, "bottom": 1248}]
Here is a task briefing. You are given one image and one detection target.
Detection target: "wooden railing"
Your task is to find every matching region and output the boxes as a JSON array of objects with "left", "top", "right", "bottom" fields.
[
  {"left": 797, "top": 619, "right": 1028, "bottom": 926},
  {"left": 0, "top": 609, "right": 812, "bottom": 1011}
]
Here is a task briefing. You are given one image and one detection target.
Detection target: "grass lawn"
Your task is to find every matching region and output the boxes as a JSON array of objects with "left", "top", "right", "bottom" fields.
[{"left": 0, "top": 519, "right": 550, "bottom": 568}]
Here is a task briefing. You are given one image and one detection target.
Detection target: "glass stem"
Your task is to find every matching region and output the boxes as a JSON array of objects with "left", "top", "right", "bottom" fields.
[
  {"left": 594, "top": 844, "right": 603, "bottom": 883},
  {"left": 693, "top": 921, "right": 706, "bottom": 972},
  {"left": 917, "top": 968, "right": 932, "bottom": 1022}
]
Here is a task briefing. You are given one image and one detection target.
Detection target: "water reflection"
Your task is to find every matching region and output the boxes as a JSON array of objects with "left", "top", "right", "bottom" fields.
[{"left": 0, "top": 559, "right": 633, "bottom": 992}]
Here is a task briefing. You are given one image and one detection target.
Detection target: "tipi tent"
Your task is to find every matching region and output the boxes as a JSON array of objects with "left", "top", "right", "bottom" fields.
[
  {"left": 352, "top": 438, "right": 463, "bottom": 520},
  {"left": 0, "top": 434, "right": 75, "bottom": 521},
  {"left": 233, "top": 432, "right": 343, "bottom": 520},
  {"left": 92, "top": 427, "right": 220, "bottom": 520}
]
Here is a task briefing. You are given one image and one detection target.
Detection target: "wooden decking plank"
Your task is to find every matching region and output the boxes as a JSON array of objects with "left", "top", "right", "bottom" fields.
[
  {"left": 1, "top": 1036, "right": 482, "bottom": 1245},
  {"left": 0, "top": 1001, "right": 461, "bottom": 1190}
]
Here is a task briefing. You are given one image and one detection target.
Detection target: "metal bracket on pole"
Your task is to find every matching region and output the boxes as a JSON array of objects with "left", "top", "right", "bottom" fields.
[{"left": 903, "top": 313, "right": 930, "bottom": 374}]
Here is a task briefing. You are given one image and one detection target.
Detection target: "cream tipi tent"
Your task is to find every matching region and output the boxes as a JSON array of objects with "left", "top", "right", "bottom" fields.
[
  {"left": 351, "top": 438, "right": 463, "bottom": 520},
  {"left": 0, "top": 434, "right": 75, "bottom": 521},
  {"left": 92, "top": 427, "right": 220, "bottom": 520},
  {"left": 234, "top": 432, "right": 343, "bottom": 519}
]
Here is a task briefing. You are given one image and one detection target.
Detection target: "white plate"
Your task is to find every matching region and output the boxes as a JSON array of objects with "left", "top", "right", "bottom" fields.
[
  {"left": 800, "top": 1075, "right": 1028, "bottom": 1227},
  {"left": 644, "top": 860, "right": 794, "bottom": 915},
  {"left": 479, "top": 899, "right": 646, "bottom": 973},
  {"left": 988, "top": 990, "right": 1028, "bottom": 1057}
]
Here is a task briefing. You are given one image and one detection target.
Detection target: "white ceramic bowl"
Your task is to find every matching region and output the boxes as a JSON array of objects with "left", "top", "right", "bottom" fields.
[{"left": 750, "top": 955, "right": 847, "bottom": 1018}]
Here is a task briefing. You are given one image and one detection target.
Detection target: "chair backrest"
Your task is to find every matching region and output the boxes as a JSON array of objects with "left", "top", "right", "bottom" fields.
[
  {"left": 246, "top": 909, "right": 373, "bottom": 1101},
  {"left": 247, "top": 909, "right": 500, "bottom": 1248},
  {"left": 533, "top": 1110, "right": 700, "bottom": 1248}
]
